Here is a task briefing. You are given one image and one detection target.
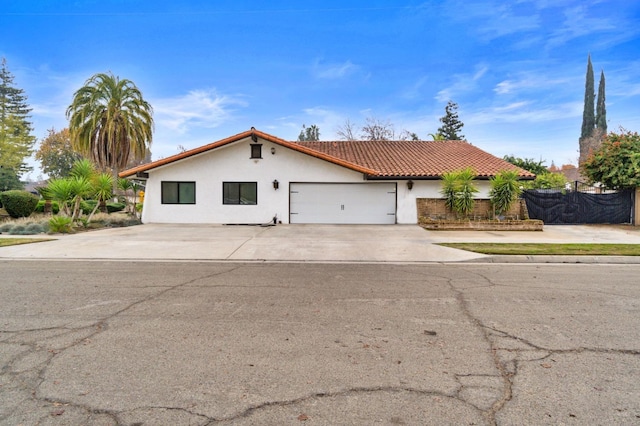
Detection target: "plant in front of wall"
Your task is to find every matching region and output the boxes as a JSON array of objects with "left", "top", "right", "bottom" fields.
[
  {"left": 489, "top": 170, "right": 522, "bottom": 217},
  {"left": 440, "top": 167, "right": 478, "bottom": 218}
]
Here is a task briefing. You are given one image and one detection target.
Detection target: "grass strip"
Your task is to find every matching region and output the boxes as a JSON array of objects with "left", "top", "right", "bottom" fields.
[
  {"left": 0, "top": 238, "right": 53, "bottom": 248},
  {"left": 438, "top": 243, "right": 640, "bottom": 256}
]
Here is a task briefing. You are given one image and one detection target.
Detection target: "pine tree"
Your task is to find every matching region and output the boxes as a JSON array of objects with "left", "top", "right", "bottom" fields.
[
  {"left": 580, "top": 55, "right": 595, "bottom": 141},
  {"left": 0, "top": 57, "right": 36, "bottom": 176},
  {"left": 437, "top": 101, "right": 465, "bottom": 140},
  {"left": 595, "top": 70, "right": 607, "bottom": 135}
]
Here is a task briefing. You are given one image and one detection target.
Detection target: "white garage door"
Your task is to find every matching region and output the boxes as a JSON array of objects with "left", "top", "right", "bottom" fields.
[{"left": 289, "top": 183, "right": 396, "bottom": 224}]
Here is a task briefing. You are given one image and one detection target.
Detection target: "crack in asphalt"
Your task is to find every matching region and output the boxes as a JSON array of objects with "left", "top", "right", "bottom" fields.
[
  {"left": 3, "top": 263, "right": 637, "bottom": 424},
  {"left": 204, "top": 386, "right": 467, "bottom": 424},
  {"left": 446, "top": 276, "right": 514, "bottom": 426},
  {"left": 0, "top": 266, "right": 241, "bottom": 425}
]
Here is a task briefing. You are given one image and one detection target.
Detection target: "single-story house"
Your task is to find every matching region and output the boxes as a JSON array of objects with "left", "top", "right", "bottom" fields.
[{"left": 120, "top": 128, "right": 534, "bottom": 225}]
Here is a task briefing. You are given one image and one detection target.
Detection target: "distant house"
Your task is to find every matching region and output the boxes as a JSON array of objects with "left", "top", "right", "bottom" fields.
[{"left": 120, "top": 128, "right": 533, "bottom": 225}]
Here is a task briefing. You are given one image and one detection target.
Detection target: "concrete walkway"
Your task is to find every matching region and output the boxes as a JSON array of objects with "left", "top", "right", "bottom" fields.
[{"left": 2, "top": 223, "right": 640, "bottom": 263}]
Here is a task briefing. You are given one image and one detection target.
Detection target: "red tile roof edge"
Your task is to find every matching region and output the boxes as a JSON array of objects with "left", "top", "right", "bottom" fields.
[
  {"left": 119, "top": 128, "right": 378, "bottom": 178},
  {"left": 119, "top": 128, "right": 534, "bottom": 179}
]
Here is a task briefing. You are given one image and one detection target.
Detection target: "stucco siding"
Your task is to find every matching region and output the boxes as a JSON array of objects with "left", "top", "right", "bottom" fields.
[
  {"left": 393, "top": 180, "right": 491, "bottom": 224},
  {"left": 141, "top": 137, "right": 367, "bottom": 224}
]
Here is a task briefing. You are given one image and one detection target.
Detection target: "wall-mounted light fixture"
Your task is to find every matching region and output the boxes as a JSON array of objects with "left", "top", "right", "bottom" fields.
[
  {"left": 271, "top": 147, "right": 276, "bottom": 155},
  {"left": 407, "top": 180, "right": 414, "bottom": 190},
  {"left": 273, "top": 179, "right": 279, "bottom": 190}
]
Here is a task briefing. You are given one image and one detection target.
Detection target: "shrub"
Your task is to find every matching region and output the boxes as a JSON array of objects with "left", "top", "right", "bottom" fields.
[
  {"left": 490, "top": 170, "right": 523, "bottom": 216},
  {"left": 80, "top": 199, "right": 98, "bottom": 215},
  {"left": 525, "top": 172, "right": 568, "bottom": 190},
  {"left": 440, "top": 168, "right": 478, "bottom": 218},
  {"left": 35, "top": 200, "right": 60, "bottom": 214},
  {"left": 0, "top": 222, "right": 13, "bottom": 233},
  {"left": 49, "top": 216, "right": 74, "bottom": 233},
  {"left": 106, "top": 202, "right": 126, "bottom": 213},
  {"left": 25, "top": 223, "right": 46, "bottom": 234},
  {"left": 8, "top": 224, "right": 27, "bottom": 235},
  {"left": 0, "top": 190, "right": 39, "bottom": 218}
]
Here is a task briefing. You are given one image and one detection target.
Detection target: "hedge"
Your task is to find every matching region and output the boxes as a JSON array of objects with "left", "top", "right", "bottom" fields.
[{"left": 0, "top": 190, "right": 39, "bottom": 218}]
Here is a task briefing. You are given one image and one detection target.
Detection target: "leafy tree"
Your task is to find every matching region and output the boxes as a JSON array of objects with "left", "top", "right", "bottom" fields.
[
  {"left": 0, "top": 165, "right": 23, "bottom": 191},
  {"left": 297, "top": 124, "right": 320, "bottom": 141},
  {"left": 0, "top": 58, "right": 36, "bottom": 176},
  {"left": 582, "top": 130, "right": 640, "bottom": 189},
  {"left": 436, "top": 101, "right": 465, "bottom": 140},
  {"left": 35, "top": 128, "right": 83, "bottom": 178},
  {"left": 66, "top": 72, "right": 154, "bottom": 194},
  {"left": 525, "top": 172, "right": 568, "bottom": 190},
  {"left": 503, "top": 155, "right": 547, "bottom": 175}
]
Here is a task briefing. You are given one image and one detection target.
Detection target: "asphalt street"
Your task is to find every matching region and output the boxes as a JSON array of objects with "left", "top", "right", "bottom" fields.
[{"left": 1, "top": 261, "right": 638, "bottom": 425}]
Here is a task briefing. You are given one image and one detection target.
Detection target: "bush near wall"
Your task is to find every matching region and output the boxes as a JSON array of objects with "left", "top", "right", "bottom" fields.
[
  {"left": 35, "top": 200, "right": 60, "bottom": 214},
  {"left": 0, "top": 190, "right": 39, "bottom": 218}
]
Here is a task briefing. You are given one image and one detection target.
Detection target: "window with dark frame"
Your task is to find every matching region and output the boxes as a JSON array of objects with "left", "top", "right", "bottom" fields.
[
  {"left": 223, "top": 182, "right": 257, "bottom": 205},
  {"left": 250, "top": 144, "right": 262, "bottom": 159},
  {"left": 161, "top": 181, "right": 196, "bottom": 204}
]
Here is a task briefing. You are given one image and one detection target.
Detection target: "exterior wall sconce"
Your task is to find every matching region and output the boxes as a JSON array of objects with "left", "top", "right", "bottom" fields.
[
  {"left": 271, "top": 147, "right": 276, "bottom": 155},
  {"left": 273, "top": 179, "right": 279, "bottom": 190},
  {"left": 407, "top": 180, "right": 414, "bottom": 190}
]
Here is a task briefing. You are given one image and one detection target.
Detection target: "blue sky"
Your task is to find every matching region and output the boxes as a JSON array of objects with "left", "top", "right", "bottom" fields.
[{"left": 2, "top": 0, "right": 639, "bottom": 178}]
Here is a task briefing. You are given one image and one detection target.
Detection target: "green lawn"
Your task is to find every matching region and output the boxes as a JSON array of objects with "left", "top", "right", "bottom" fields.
[
  {"left": 0, "top": 238, "right": 53, "bottom": 248},
  {"left": 438, "top": 243, "right": 640, "bottom": 256}
]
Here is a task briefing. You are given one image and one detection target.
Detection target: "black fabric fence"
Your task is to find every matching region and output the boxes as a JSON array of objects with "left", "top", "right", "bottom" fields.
[{"left": 522, "top": 189, "right": 634, "bottom": 224}]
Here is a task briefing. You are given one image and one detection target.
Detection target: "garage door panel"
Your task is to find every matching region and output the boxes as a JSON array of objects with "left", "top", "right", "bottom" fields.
[{"left": 290, "top": 183, "right": 396, "bottom": 224}]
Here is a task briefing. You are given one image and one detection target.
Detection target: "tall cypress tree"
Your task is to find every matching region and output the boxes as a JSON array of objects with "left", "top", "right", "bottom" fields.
[
  {"left": 0, "top": 57, "right": 36, "bottom": 176},
  {"left": 580, "top": 55, "right": 595, "bottom": 141},
  {"left": 595, "top": 70, "right": 607, "bottom": 135}
]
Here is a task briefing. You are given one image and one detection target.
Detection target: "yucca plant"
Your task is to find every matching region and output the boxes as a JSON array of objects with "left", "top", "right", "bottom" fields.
[
  {"left": 88, "top": 173, "right": 113, "bottom": 221},
  {"left": 48, "top": 215, "right": 74, "bottom": 233},
  {"left": 440, "top": 172, "right": 459, "bottom": 213},
  {"left": 490, "top": 170, "right": 522, "bottom": 217},
  {"left": 69, "top": 158, "right": 96, "bottom": 180},
  {"left": 453, "top": 167, "right": 478, "bottom": 217},
  {"left": 439, "top": 168, "right": 478, "bottom": 218}
]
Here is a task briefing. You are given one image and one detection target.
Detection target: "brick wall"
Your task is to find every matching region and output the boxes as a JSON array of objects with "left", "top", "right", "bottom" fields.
[{"left": 416, "top": 198, "right": 529, "bottom": 220}]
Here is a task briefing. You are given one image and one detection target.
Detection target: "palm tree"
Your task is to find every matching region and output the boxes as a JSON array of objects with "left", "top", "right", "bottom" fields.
[{"left": 66, "top": 72, "right": 153, "bottom": 195}]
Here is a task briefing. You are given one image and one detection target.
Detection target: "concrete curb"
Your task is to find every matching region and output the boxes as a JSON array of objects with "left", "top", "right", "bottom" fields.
[{"left": 464, "top": 255, "right": 640, "bottom": 264}]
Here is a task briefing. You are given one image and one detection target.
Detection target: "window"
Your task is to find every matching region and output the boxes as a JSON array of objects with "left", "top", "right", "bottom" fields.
[
  {"left": 162, "top": 181, "right": 196, "bottom": 204},
  {"left": 223, "top": 182, "right": 257, "bottom": 205},
  {"left": 250, "top": 144, "right": 262, "bottom": 159}
]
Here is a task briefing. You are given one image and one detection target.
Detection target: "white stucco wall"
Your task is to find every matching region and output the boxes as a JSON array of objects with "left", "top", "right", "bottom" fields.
[
  {"left": 142, "top": 136, "right": 367, "bottom": 224},
  {"left": 394, "top": 180, "right": 492, "bottom": 224},
  {"left": 140, "top": 136, "right": 494, "bottom": 225}
]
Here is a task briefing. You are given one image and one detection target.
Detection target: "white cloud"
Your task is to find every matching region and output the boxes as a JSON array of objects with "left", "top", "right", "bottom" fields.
[
  {"left": 546, "top": 5, "right": 617, "bottom": 47},
  {"left": 435, "top": 64, "right": 489, "bottom": 102},
  {"left": 153, "top": 89, "right": 247, "bottom": 134},
  {"left": 468, "top": 101, "right": 582, "bottom": 124},
  {"left": 494, "top": 73, "right": 571, "bottom": 95},
  {"left": 312, "top": 59, "right": 358, "bottom": 79}
]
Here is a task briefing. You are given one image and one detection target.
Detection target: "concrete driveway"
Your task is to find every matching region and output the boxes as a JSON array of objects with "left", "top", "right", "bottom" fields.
[{"left": 1, "top": 223, "right": 640, "bottom": 263}]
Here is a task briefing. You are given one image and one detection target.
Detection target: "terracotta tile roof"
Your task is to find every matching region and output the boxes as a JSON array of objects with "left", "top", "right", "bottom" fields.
[
  {"left": 120, "top": 128, "right": 534, "bottom": 179},
  {"left": 296, "top": 140, "right": 535, "bottom": 179}
]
